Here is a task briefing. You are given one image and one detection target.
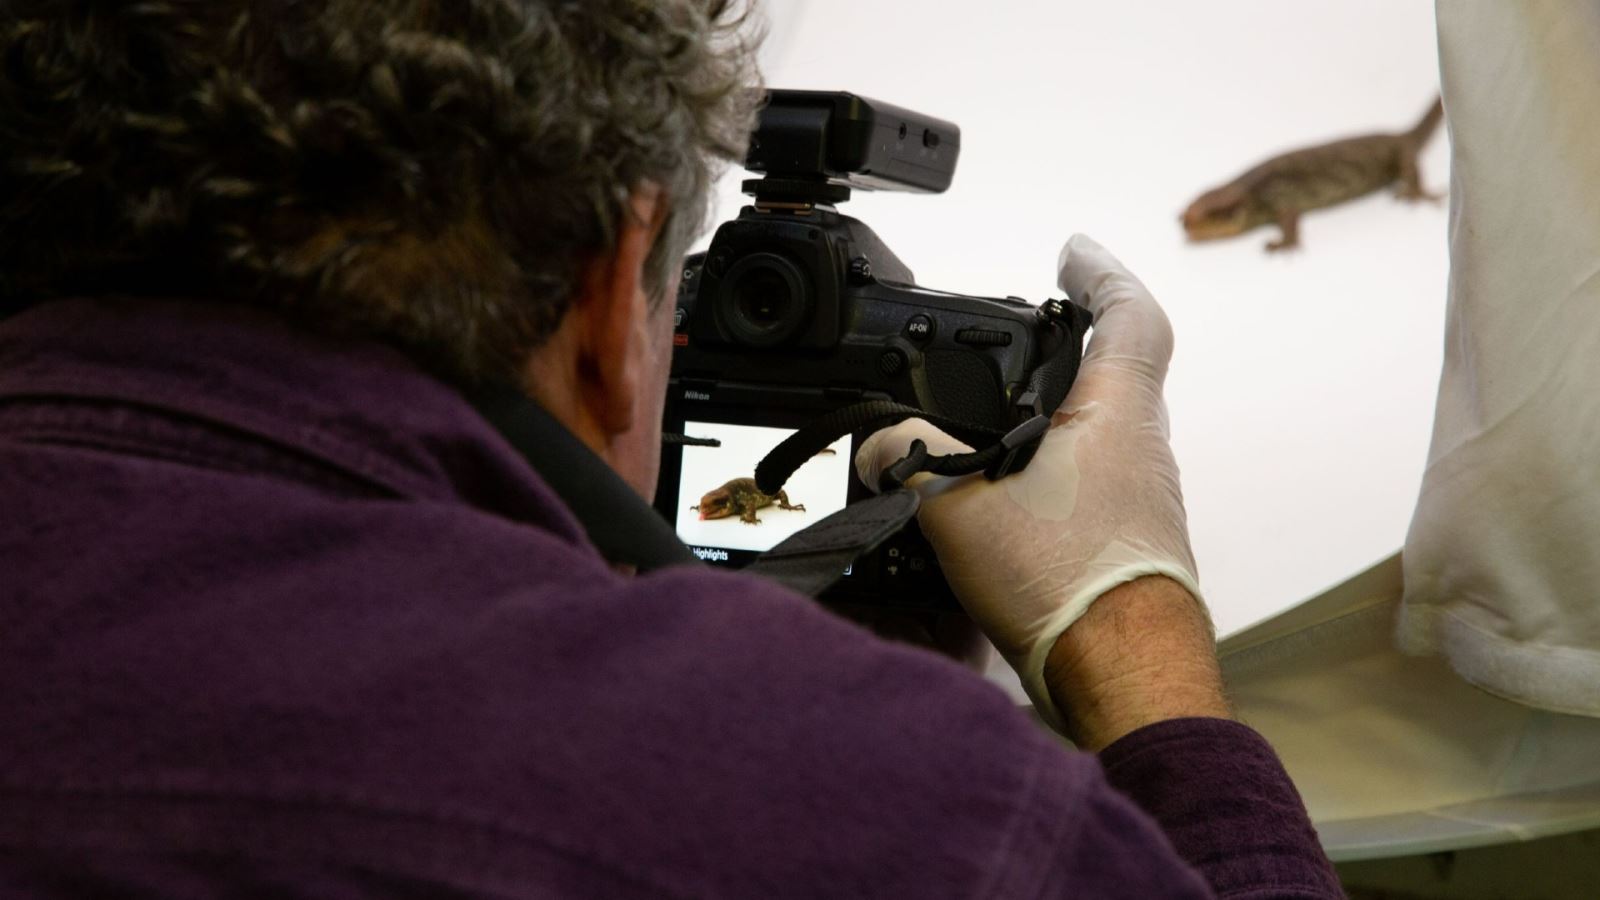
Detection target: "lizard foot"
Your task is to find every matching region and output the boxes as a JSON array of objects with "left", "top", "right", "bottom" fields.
[
  {"left": 1265, "top": 215, "right": 1300, "bottom": 253},
  {"left": 1394, "top": 185, "right": 1446, "bottom": 205}
]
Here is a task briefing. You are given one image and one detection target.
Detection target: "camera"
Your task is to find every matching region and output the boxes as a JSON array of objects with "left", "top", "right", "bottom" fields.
[{"left": 654, "top": 90, "right": 1092, "bottom": 609}]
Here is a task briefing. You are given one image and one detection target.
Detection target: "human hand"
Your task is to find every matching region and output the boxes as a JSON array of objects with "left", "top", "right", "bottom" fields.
[{"left": 856, "top": 234, "right": 1209, "bottom": 736}]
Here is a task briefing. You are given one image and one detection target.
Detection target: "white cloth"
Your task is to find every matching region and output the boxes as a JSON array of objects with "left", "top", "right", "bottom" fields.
[
  {"left": 1222, "top": 554, "right": 1600, "bottom": 861},
  {"left": 1400, "top": 1, "right": 1600, "bottom": 716}
]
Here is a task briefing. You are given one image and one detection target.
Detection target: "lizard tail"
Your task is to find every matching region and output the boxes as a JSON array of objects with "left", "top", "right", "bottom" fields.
[{"left": 1407, "top": 96, "right": 1445, "bottom": 146}]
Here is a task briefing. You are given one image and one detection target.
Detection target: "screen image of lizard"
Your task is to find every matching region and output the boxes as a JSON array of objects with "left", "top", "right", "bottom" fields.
[{"left": 673, "top": 421, "right": 851, "bottom": 554}]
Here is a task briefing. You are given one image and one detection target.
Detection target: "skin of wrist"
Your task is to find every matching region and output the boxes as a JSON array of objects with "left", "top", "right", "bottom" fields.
[{"left": 1042, "top": 575, "right": 1233, "bottom": 751}]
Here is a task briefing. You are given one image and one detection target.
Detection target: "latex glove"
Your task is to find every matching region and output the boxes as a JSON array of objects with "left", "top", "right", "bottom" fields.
[{"left": 856, "top": 234, "right": 1201, "bottom": 731}]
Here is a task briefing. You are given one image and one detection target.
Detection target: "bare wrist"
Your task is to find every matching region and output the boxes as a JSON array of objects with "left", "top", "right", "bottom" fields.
[{"left": 1043, "top": 575, "right": 1232, "bottom": 751}]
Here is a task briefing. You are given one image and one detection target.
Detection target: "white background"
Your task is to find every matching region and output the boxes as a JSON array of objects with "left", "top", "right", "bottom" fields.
[
  {"left": 708, "top": 1, "right": 1450, "bottom": 636},
  {"left": 674, "top": 422, "right": 853, "bottom": 552}
]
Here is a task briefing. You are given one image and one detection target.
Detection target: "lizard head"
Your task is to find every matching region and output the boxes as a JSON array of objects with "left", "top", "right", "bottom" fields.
[
  {"left": 692, "top": 485, "right": 735, "bottom": 521},
  {"left": 1181, "top": 185, "right": 1254, "bottom": 241}
]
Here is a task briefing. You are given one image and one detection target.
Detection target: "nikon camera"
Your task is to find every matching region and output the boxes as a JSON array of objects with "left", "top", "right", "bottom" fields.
[{"left": 655, "top": 90, "right": 1090, "bottom": 609}]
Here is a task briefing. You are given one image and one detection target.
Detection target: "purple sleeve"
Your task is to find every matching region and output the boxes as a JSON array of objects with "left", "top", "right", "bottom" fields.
[{"left": 1095, "top": 717, "right": 1343, "bottom": 899}]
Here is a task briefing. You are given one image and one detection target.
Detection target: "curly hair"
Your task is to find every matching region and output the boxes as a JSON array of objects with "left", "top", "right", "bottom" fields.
[{"left": 0, "top": 0, "right": 760, "bottom": 385}]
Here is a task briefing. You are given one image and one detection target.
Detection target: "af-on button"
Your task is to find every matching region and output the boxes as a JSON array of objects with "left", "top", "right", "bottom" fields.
[{"left": 904, "top": 314, "right": 935, "bottom": 342}]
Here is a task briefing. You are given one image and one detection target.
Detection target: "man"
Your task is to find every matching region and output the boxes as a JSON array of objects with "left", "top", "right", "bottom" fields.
[{"left": 0, "top": 1, "right": 1340, "bottom": 896}]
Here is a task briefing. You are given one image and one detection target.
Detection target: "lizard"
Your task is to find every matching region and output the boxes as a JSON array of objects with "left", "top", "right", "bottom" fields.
[
  {"left": 689, "top": 448, "right": 837, "bottom": 525},
  {"left": 1180, "top": 97, "right": 1444, "bottom": 252},
  {"left": 691, "top": 477, "right": 806, "bottom": 525}
]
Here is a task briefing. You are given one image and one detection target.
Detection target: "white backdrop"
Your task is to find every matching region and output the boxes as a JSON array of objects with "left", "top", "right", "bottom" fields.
[{"left": 707, "top": 1, "right": 1450, "bottom": 636}]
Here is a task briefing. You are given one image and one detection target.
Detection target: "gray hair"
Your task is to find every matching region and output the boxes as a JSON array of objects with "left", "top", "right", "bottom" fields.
[{"left": 0, "top": 0, "right": 762, "bottom": 385}]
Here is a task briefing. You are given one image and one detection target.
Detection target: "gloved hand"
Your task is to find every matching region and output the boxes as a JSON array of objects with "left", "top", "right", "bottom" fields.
[{"left": 856, "top": 234, "right": 1202, "bottom": 732}]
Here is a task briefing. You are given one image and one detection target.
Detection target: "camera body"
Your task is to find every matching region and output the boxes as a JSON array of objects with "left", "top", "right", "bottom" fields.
[{"left": 654, "top": 91, "right": 1085, "bottom": 609}]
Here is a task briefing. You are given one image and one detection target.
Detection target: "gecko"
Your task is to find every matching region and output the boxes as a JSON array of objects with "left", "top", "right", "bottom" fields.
[
  {"left": 689, "top": 448, "right": 837, "bottom": 525},
  {"left": 1180, "top": 97, "right": 1444, "bottom": 252},
  {"left": 692, "top": 478, "right": 806, "bottom": 525}
]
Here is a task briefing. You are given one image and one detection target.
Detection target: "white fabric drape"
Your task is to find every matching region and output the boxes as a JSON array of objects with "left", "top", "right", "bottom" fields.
[
  {"left": 1399, "top": 1, "right": 1600, "bottom": 715},
  {"left": 1223, "top": 555, "right": 1600, "bottom": 860}
]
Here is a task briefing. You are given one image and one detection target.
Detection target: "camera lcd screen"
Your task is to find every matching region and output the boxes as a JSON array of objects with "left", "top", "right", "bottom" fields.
[{"left": 673, "top": 421, "right": 852, "bottom": 555}]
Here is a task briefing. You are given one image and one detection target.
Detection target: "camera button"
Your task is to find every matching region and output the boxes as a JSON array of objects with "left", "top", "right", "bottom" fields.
[
  {"left": 904, "top": 314, "right": 935, "bottom": 342},
  {"left": 877, "top": 349, "right": 907, "bottom": 377}
]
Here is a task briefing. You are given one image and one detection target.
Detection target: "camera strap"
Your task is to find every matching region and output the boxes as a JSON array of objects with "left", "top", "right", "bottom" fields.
[
  {"left": 754, "top": 400, "right": 1052, "bottom": 495},
  {"left": 741, "top": 487, "right": 923, "bottom": 597},
  {"left": 734, "top": 400, "right": 1050, "bottom": 599}
]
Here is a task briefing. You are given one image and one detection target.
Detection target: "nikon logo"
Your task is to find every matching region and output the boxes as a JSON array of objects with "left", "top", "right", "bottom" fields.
[
  {"left": 691, "top": 547, "right": 729, "bottom": 562},
  {"left": 684, "top": 390, "right": 712, "bottom": 401}
]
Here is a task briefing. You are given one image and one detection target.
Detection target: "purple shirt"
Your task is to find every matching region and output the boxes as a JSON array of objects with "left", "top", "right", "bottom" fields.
[{"left": 0, "top": 298, "right": 1340, "bottom": 898}]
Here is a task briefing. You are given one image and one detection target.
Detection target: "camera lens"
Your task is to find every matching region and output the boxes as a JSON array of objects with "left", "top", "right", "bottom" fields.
[{"left": 719, "top": 252, "right": 811, "bottom": 347}]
